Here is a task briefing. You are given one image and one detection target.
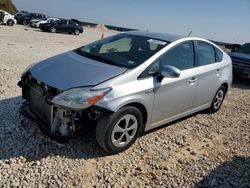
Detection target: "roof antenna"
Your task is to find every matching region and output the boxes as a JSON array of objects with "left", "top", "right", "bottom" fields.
[{"left": 188, "top": 31, "right": 192, "bottom": 37}]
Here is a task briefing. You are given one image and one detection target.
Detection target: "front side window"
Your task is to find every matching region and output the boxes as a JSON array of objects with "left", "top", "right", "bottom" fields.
[
  {"left": 58, "top": 20, "right": 66, "bottom": 25},
  {"left": 75, "top": 34, "right": 168, "bottom": 68},
  {"left": 197, "top": 41, "right": 215, "bottom": 66},
  {"left": 145, "top": 41, "right": 195, "bottom": 76}
]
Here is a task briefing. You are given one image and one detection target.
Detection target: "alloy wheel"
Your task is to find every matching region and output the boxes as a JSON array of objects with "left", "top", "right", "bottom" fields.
[
  {"left": 51, "top": 27, "right": 56, "bottom": 33},
  {"left": 213, "top": 90, "right": 224, "bottom": 110},
  {"left": 111, "top": 114, "right": 138, "bottom": 147},
  {"left": 75, "top": 30, "right": 80, "bottom": 35}
]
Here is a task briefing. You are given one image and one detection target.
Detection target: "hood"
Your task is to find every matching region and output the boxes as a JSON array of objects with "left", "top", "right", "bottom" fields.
[
  {"left": 30, "top": 51, "right": 127, "bottom": 90},
  {"left": 228, "top": 52, "right": 250, "bottom": 62}
]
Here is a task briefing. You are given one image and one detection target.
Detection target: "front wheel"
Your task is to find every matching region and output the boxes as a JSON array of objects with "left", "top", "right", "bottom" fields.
[
  {"left": 7, "top": 19, "right": 14, "bottom": 26},
  {"left": 208, "top": 85, "right": 226, "bottom": 113},
  {"left": 95, "top": 106, "right": 143, "bottom": 154}
]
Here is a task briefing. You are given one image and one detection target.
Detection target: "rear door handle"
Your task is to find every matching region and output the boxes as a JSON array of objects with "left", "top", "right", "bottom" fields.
[
  {"left": 189, "top": 77, "right": 197, "bottom": 84},
  {"left": 215, "top": 69, "right": 221, "bottom": 75}
]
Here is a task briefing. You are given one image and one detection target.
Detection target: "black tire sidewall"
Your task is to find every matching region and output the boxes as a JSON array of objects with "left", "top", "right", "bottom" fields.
[
  {"left": 7, "top": 19, "right": 14, "bottom": 26},
  {"left": 210, "top": 86, "right": 226, "bottom": 113},
  {"left": 23, "top": 20, "right": 28, "bottom": 25},
  {"left": 97, "top": 107, "right": 143, "bottom": 154}
]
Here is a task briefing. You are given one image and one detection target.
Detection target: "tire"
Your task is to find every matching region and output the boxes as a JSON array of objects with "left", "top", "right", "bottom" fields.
[
  {"left": 23, "top": 20, "right": 28, "bottom": 25},
  {"left": 7, "top": 19, "right": 14, "bottom": 26},
  {"left": 50, "top": 27, "right": 56, "bottom": 33},
  {"left": 75, "top": 29, "right": 80, "bottom": 35},
  {"left": 208, "top": 86, "right": 226, "bottom": 113},
  {"left": 95, "top": 106, "right": 143, "bottom": 154}
]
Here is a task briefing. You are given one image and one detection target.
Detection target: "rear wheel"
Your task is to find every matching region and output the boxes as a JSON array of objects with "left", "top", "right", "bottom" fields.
[
  {"left": 7, "top": 19, "right": 14, "bottom": 26},
  {"left": 95, "top": 106, "right": 143, "bottom": 154},
  {"left": 75, "top": 29, "right": 80, "bottom": 35},
  {"left": 50, "top": 27, "right": 56, "bottom": 33},
  {"left": 208, "top": 86, "right": 226, "bottom": 113}
]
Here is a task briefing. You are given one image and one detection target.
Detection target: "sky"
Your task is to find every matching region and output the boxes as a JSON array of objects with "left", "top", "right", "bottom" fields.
[{"left": 13, "top": 0, "right": 250, "bottom": 44}]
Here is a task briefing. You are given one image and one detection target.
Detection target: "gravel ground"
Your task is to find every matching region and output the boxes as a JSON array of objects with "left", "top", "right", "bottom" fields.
[{"left": 0, "top": 25, "right": 249, "bottom": 187}]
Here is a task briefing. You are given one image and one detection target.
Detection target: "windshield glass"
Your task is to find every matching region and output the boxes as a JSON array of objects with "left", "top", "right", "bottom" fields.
[
  {"left": 75, "top": 34, "right": 168, "bottom": 68},
  {"left": 236, "top": 43, "right": 250, "bottom": 54}
]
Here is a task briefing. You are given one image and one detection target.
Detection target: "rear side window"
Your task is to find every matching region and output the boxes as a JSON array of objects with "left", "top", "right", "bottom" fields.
[
  {"left": 215, "top": 47, "right": 223, "bottom": 62},
  {"left": 197, "top": 41, "right": 215, "bottom": 66},
  {"left": 68, "top": 21, "right": 75, "bottom": 25}
]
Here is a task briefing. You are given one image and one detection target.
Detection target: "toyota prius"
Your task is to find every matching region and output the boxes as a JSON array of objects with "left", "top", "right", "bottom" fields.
[{"left": 18, "top": 31, "right": 232, "bottom": 154}]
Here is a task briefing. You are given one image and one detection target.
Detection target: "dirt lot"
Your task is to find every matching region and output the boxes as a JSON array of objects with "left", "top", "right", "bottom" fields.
[{"left": 0, "top": 25, "right": 249, "bottom": 187}]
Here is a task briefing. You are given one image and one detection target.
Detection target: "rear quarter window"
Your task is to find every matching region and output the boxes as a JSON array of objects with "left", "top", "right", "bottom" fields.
[{"left": 215, "top": 47, "right": 223, "bottom": 62}]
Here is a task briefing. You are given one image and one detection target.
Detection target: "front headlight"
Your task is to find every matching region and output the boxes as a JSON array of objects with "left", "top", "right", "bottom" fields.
[{"left": 51, "top": 87, "right": 112, "bottom": 110}]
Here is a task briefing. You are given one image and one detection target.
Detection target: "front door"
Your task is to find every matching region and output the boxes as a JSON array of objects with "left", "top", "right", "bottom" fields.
[{"left": 150, "top": 41, "right": 198, "bottom": 128}]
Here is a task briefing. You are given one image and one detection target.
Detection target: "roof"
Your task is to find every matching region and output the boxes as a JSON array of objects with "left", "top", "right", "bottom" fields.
[{"left": 126, "top": 31, "right": 183, "bottom": 42}]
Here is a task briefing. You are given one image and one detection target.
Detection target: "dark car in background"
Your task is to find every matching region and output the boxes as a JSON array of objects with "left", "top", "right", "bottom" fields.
[
  {"left": 40, "top": 20, "right": 83, "bottom": 35},
  {"left": 228, "top": 43, "right": 250, "bottom": 79},
  {"left": 16, "top": 13, "right": 47, "bottom": 25},
  {"left": 14, "top": 12, "right": 27, "bottom": 20}
]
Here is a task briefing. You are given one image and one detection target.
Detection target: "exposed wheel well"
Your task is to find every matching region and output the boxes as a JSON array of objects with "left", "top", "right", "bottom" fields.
[
  {"left": 222, "top": 83, "right": 229, "bottom": 93},
  {"left": 123, "top": 102, "right": 148, "bottom": 128}
]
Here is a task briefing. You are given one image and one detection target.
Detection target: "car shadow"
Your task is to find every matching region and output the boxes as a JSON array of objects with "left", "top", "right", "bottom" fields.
[
  {"left": 0, "top": 96, "right": 107, "bottom": 162},
  {"left": 232, "top": 76, "right": 250, "bottom": 90},
  {"left": 194, "top": 156, "right": 250, "bottom": 187}
]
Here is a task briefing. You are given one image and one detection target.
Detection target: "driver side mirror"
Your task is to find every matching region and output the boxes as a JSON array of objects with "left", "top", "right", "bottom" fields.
[{"left": 160, "top": 65, "right": 181, "bottom": 78}]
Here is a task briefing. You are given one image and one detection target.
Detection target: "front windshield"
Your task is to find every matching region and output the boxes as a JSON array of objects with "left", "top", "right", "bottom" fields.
[
  {"left": 236, "top": 43, "right": 250, "bottom": 54},
  {"left": 75, "top": 34, "right": 168, "bottom": 68}
]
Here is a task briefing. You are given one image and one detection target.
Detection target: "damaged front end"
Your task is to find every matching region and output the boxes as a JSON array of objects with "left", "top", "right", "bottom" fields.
[{"left": 18, "top": 72, "right": 111, "bottom": 138}]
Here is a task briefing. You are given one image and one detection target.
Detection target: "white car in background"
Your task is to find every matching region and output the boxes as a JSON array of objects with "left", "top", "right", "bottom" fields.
[
  {"left": 0, "top": 10, "right": 17, "bottom": 26},
  {"left": 31, "top": 18, "right": 60, "bottom": 28}
]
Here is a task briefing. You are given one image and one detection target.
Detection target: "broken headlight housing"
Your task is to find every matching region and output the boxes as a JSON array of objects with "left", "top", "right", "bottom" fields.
[{"left": 51, "top": 87, "right": 111, "bottom": 110}]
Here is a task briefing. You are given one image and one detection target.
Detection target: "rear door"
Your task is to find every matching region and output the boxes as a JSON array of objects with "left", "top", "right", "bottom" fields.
[
  {"left": 68, "top": 21, "right": 76, "bottom": 32},
  {"left": 193, "top": 41, "right": 222, "bottom": 108}
]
